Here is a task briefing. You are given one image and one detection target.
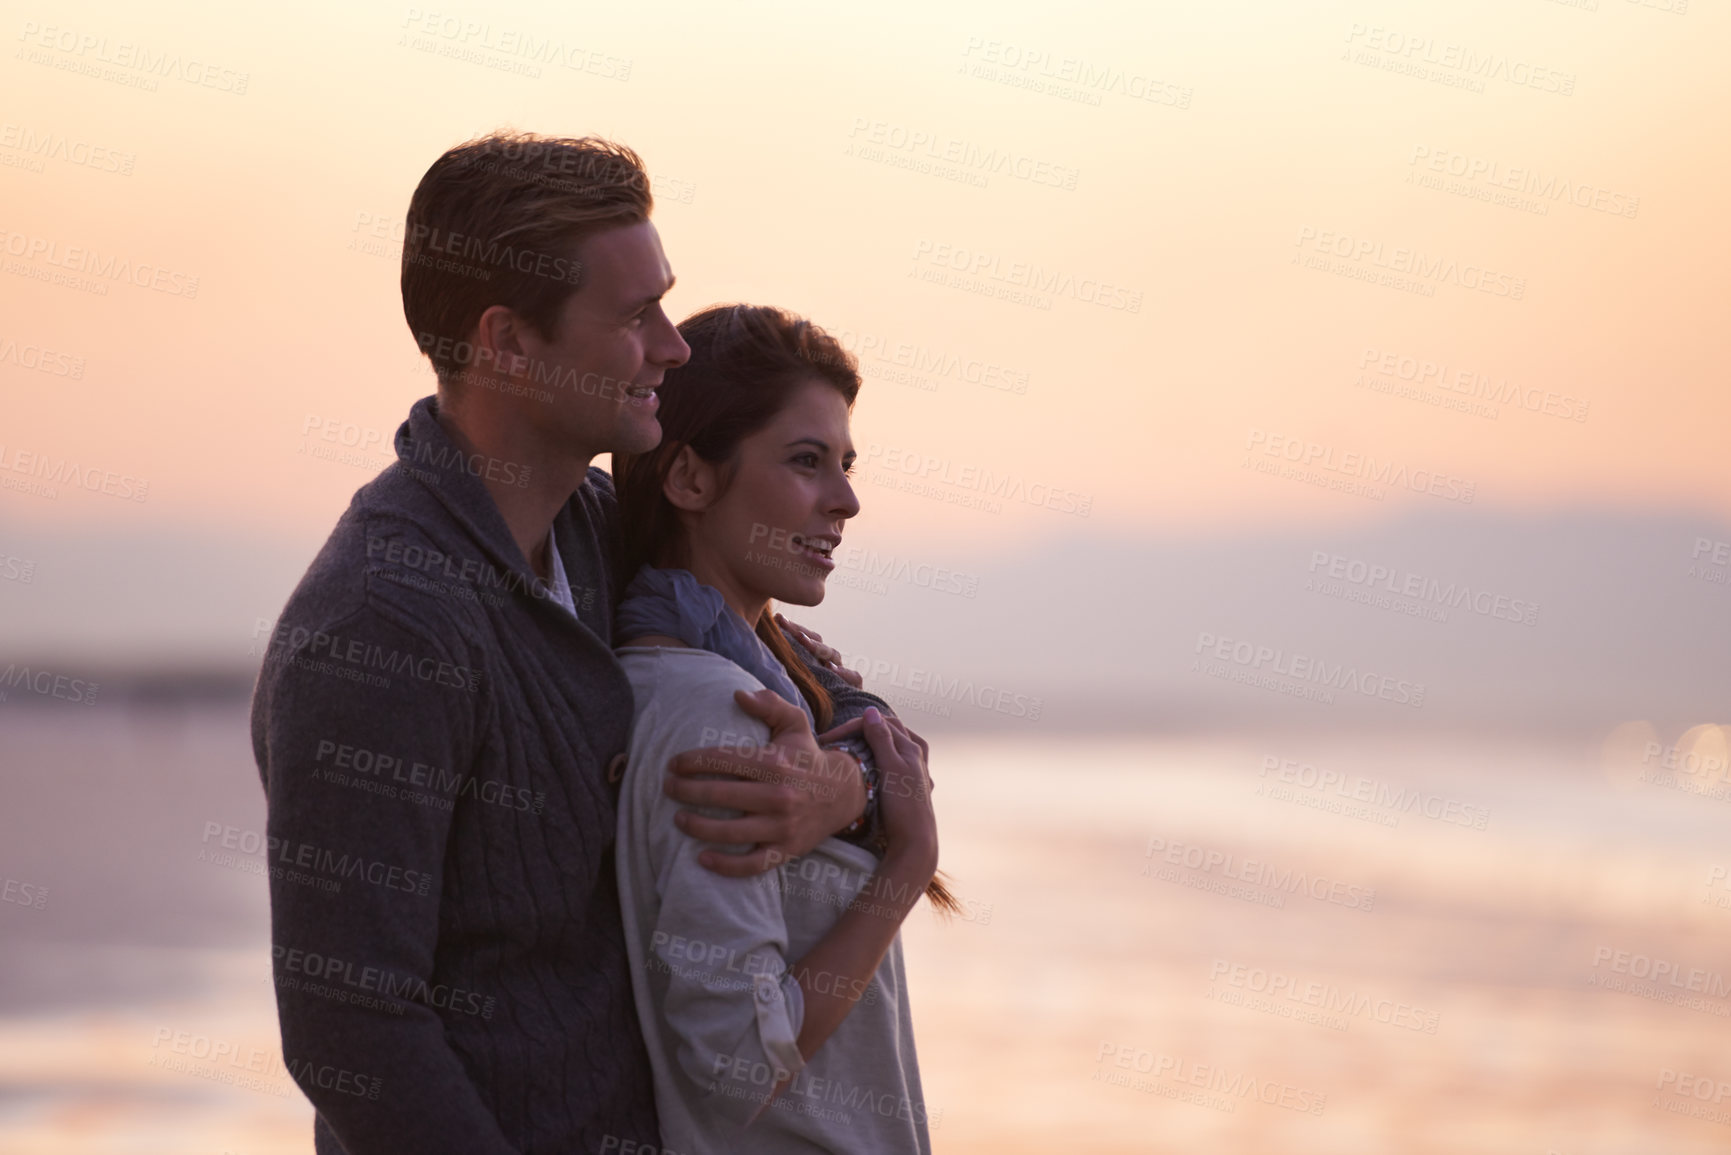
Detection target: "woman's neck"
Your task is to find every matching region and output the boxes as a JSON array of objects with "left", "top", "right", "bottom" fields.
[{"left": 674, "top": 551, "right": 767, "bottom": 631}]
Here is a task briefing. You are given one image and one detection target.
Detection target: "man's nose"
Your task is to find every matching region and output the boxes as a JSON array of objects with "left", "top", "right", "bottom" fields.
[{"left": 653, "top": 316, "right": 690, "bottom": 368}]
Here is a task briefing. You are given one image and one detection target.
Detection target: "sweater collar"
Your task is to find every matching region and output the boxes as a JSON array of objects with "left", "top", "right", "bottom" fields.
[{"left": 392, "top": 393, "right": 556, "bottom": 603}]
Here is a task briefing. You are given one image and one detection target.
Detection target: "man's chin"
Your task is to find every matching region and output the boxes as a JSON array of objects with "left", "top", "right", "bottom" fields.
[{"left": 612, "top": 415, "right": 663, "bottom": 455}]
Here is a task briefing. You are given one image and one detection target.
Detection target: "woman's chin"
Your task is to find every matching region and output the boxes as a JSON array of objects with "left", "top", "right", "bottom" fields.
[{"left": 772, "top": 579, "right": 827, "bottom": 608}]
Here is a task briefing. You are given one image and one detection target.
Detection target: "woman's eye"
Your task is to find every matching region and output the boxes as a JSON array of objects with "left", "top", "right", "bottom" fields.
[{"left": 792, "top": 453, "right": 819, "bottom": 468}]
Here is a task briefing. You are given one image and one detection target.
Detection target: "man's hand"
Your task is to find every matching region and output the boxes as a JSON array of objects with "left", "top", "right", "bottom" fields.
[
  {"left": 666, "top": 688, "right": 867, "bottom": 877},
  {"left": 775, "top": 613, "right": 864, "bottom": 688}
]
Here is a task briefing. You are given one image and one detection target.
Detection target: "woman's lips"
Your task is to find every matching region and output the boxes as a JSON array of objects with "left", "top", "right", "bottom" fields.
[{"left": 795, "top": 538, "right": 836, "bottom": 571}]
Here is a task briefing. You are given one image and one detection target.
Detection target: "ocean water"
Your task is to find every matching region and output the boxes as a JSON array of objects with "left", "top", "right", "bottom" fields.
[{"left": 1, "top": 700, "right": 1725, "bottom": 1153}]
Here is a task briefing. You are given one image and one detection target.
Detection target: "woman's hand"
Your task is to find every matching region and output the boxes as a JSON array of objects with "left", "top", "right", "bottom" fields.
[{"left": 862, "top": 707, "right": 938, "bottom": 877}]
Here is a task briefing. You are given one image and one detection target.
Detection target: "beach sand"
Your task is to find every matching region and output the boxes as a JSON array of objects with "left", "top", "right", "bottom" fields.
[{"left": 2, "top": 704, "right": 1725, "bottom": 1153}]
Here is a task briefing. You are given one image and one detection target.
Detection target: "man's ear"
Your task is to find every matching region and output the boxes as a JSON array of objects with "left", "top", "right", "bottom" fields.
[
  {"left": 473, "top": 304, "right": 532, "bottom": 374},
  {"left": 663, "top": 445, "right": 719, "bottom": 512}
]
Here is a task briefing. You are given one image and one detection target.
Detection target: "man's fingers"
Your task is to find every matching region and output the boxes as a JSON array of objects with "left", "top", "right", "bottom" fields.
[
  {"left": 668, "top": 745, "right": 757, "bottom": 780},
  {"left": 695, "top": 844, "right": 777, "bottom": 878},
  {"left": 734, "top": 688, "right": 813, "bottom": 739},
  {"left": 776, "top": 613, "right": 824, "bottom": 645},
  {"left": 672, "top": 807, "right": 786, "bottom": 847},
  {"left": 664, "top": 772, "right": 807, "bottom": 813}
]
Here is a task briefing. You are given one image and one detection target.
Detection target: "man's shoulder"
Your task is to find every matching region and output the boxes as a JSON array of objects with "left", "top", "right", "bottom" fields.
[{"left": 267, "top": 488, "right": 482, "bottom": 660}]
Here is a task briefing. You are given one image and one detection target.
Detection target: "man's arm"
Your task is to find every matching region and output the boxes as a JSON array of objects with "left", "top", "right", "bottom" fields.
[{"left": 256, "top": 603, "right": 517, "bottom": 1155}]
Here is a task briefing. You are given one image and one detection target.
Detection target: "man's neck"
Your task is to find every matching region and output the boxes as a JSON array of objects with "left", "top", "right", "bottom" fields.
[{"left": 434, "top": 389, "right": 594, "bottom": 582}]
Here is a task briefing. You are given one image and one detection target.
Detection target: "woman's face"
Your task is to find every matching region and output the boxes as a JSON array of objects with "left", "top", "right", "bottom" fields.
[{"left": 677, "top": 378, "right": 860, "bottom": 617}]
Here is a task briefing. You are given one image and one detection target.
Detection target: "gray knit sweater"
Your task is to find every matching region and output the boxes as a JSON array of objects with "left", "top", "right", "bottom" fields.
[{"left": 250, "top": 395, "right": 889, "bottom": 1155}]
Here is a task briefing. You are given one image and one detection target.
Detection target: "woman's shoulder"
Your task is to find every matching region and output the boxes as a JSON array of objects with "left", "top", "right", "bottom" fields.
[
  {"left": 617, "top": 646, "right": 769, "bottom": 740},
  {"left": 617, "top": 644, "right": 762, "bottom": 693}
]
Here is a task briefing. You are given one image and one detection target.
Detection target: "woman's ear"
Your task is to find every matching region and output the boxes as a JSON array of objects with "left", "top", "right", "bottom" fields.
[{"left": 663, "top": 445, "right": 719, "bottom": 512}]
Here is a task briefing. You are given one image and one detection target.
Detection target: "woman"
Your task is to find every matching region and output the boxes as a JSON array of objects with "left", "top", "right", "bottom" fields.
[{"left": 611, "top": 304, "right": 952, "bottom": 1153}]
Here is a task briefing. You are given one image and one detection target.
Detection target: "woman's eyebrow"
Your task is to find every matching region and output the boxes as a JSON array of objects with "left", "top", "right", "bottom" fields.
[{"left": 784, "top": 437, "right": 831, "bottom": 453}]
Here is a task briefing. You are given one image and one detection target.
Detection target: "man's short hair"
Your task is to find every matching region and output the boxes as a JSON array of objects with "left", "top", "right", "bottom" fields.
[{"left": 401, "top": 131, "right": 654, "bottom": 386}]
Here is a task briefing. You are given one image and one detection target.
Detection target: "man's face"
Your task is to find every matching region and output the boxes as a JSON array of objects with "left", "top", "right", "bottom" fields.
[{"left": 514, "top": 219, "right": 689, "bottom": 456}]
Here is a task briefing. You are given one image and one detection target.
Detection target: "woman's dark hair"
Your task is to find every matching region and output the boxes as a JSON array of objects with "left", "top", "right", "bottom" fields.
[
  {"left": 615, "top": 303, "right": 958, "bottom": 916},
  {"left": 614, "top": 303, "right": 859, "bottom": 730}
]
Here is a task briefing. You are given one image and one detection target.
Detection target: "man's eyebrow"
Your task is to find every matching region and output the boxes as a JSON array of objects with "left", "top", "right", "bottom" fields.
[{"left": 625, "top": 275, "right": 675, "bottom": 312}]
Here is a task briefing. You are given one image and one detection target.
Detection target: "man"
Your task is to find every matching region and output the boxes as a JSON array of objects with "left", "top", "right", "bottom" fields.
[{"left": 250, "top": 132, "right": 897, "bottom": 1154}]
